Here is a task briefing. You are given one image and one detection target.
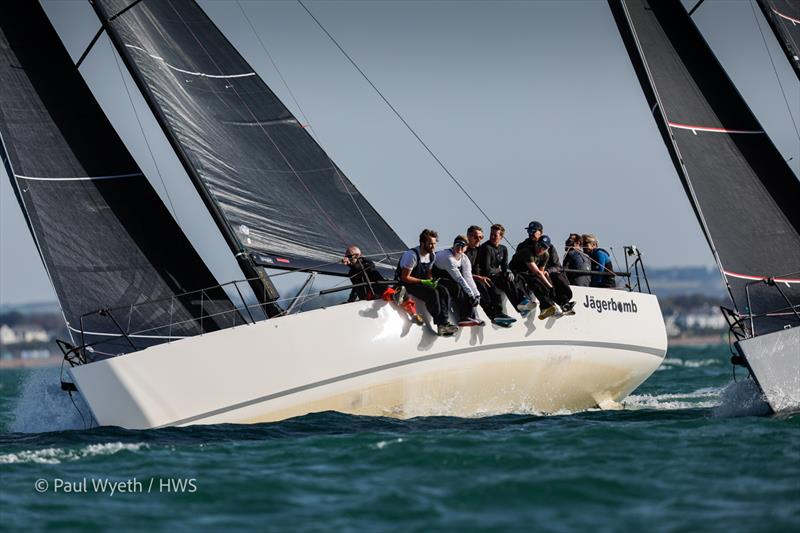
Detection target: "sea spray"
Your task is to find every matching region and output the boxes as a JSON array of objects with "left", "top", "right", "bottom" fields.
[
  {"left": 8, "top": 367, "right": 94, "bottom": 433},
  {"left": 711, "top": 378, "right": 772, "bottom": 418}
]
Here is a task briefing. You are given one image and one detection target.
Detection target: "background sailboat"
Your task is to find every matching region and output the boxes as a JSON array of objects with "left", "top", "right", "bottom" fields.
[{"left": 609, "top": 0, "right": 800, "bottom": 413}]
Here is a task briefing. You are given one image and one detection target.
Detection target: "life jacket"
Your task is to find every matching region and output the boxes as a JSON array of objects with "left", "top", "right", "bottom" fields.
[
  {"left": 591, "top": 247, "right": 616, "bottom": 288},
  {"left": 395, "top": 247, "right": 434, "bottom": 282}
]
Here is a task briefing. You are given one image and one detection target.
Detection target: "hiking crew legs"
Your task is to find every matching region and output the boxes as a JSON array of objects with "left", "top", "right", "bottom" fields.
[
  {"left": 405, "top": 284, "right": 451, "bottom": 325},
  {"left": 437, "top": 277, "right": 476, "bottom": 322},
  {"left": 518, "top": 271, "right": 573, "bottom": 309},
  {"left": 477, "top": 278, "right": 505, "bottom": 319},
  {"left": 490, "top": 274, "right": 527, "bottom": 311}
]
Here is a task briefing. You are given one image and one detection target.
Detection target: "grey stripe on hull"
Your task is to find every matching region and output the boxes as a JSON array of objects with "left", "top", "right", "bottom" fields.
[{"left": 158, "top": 340, "right": 664, "bottom": 428}]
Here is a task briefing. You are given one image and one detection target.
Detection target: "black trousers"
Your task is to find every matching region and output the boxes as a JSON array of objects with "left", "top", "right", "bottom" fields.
[
  {"left": 517, "top": 271, "right": 573, "bottom": 309},
  {"left": 476, "top": 275, "right": 521, "bottom": 318},
  {"left": 437, "top": 277, "right": 476, "bottom": 321},
  {"left": 405, "top": 283, "right": 451, "bottom": 325}
]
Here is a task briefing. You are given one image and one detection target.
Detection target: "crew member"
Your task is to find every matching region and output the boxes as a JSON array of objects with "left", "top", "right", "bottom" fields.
[
  {"left": 397, "top": 229, "right": 458, "bottom": 336},
  {"left": 511, "top": 227, "right": 575, "bottom": 318},
  {"left": 343, "top": 245, "right": 386, "bottom": 302},
  {"left": 582, "top": 233, "right": 616, "bottom": 288},
  {"left": 562, "top": 235, "right": 591, "bottom": 286},
  {"left": 433, "top": 235, "right": 484, "bottom": 327},
  {"left": 475, "top": 223, "right": 521, "bottom": 325}
]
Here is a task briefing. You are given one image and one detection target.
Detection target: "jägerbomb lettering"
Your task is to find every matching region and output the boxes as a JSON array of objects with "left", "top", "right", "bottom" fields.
[{"left": 583, "top": 295, "right": 638, "bottom": 314}]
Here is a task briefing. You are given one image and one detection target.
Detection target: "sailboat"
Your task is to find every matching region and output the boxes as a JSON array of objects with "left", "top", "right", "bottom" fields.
[
  {"left": 609, "top": 0, "right": 800, "bottom": 414},
  {"left": 0, "top": 1, "right": 667, "bottom": 429}
]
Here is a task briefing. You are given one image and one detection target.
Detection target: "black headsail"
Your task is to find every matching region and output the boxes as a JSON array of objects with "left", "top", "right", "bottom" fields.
[
  {"left": 89, "top": 0, "right": 406, "bottom": 285},
  {"left": 609, "top": 0, "right": 800, "bottom": 335},
  {"left": 756, "top": 0, "right": 800, "bottom": 80},
  {"left": 0, "top": 2, "right": 240, "bottom": 357}
]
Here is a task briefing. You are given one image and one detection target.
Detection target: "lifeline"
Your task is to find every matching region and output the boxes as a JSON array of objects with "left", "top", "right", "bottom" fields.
[{"left": 583, "top": 295, "right": 638, "bottom": 314}]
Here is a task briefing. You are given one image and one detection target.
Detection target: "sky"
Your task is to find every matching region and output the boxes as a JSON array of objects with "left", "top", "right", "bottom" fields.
[{"left": 1, "top": 0, "right": 798, "bottom": 305}]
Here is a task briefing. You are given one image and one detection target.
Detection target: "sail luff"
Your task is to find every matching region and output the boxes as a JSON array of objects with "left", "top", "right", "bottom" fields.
[
  {"left": 606, "top": 0, "right": 734, "bottom": 305},
  {"left": 87, "top": 1, "right": 254, "bottom": 271},
  {"left": 608, "top": 0, "right": 800, "bottom": 334}
]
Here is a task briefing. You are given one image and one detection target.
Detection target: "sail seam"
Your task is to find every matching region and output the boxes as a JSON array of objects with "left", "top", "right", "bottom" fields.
[
  {"left": 667, "top": 122, "right": 764, "bottom": 134},
  {"left": 124, "top": 44, "right": 256, "bottom": 79},
  {"left": 14, "top": 172, "right": 143, "bottom": 181}
]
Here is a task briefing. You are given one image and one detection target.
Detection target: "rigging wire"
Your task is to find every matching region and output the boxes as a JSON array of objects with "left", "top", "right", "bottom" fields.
[
  {"left": 235, "top": 0, "right": 389, "bottom": 260},
  {"left": 106, "top": 39, "right": 180, "bottom": 221},
  {"left": 296, "top": 0, "right": 498, "bottom": 231},
  {"left": 748, "top": 0, "right": 800, "bottom": 145}
]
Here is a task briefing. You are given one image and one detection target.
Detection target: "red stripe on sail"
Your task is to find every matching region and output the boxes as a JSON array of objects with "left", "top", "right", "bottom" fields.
[
  {"left": 723, "top": 270, "right": 800, "bottom": 284},
  {"left": 668, "top": 122, "right": 764, "bottom": 134}
]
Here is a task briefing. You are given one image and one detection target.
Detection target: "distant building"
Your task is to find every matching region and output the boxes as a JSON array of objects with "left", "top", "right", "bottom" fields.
[
  {"left": 0, "top": 324, "right": 50, "bottom": 345},
  {"left": 0, "top": 324, "right": 18, "bottom": 345}
]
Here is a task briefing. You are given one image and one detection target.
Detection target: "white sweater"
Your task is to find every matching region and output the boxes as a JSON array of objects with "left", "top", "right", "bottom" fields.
[{"left": 434, "top": 248, "right": 480, "bottom": 299}]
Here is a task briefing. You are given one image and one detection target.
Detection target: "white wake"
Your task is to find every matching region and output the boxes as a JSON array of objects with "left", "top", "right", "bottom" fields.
[{"left": 8, "top": 367, "right": 95, "bottom": 433}]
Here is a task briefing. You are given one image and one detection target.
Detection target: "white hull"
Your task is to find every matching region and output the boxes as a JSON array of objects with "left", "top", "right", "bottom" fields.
[{"left": 70, "top": 287, "right": 667, "bottom": 429}]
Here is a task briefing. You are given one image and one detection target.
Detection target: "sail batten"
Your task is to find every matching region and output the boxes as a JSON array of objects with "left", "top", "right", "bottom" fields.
[
  {"left": 92, "top": 0, "right": 406, "bottom": 273},
  {"left": 610, "top": 0, "right": 800, "bottom": 334}
]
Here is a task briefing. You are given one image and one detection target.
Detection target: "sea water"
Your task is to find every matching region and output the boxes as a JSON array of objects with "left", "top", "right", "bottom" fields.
[{"left": 1, "top": 345, "right": 798, "bottom": 532}]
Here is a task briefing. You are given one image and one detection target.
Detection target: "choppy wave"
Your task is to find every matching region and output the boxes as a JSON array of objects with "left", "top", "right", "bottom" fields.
[
  {"left": 624, "top": 387, "right": 721, "bottom": 410},
  {"left": 0, "top": 442, "right": 146, "bottom": 464},
  {"left": 8, "top": 368, "right": 94, "bottom": 433},
  {"left": 660, "top": 357, "right": 721, "bottom": 368},
  {"left": 712, "top": 379, "right": 772, "bottom": 418}
]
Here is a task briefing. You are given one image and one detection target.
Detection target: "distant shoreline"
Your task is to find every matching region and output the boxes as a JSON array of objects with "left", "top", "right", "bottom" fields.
[
  {"left": 667, "top": 334, "right": 726, "bottom": 347},
  {"left": 0, "top": 356, "right": 62, "bottom": 369}
]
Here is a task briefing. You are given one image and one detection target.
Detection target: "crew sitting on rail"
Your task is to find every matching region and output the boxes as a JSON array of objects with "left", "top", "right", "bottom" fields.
[
  {"left": 582, "top": 233, "right": 617, "bottom": 288},
  {"left": 433, "top": 235, "right": 485, "bottom": 327},
  {"left": 343, "top": 245, "right": 386, "bottom": 302},
  {"left": 562, "top": 233, "right": 592, "bottom": 287},
  {"left": 473, "top": 223, "right": 523, "bottom": 326},
  {"left": 465, "top": 225, "right": 496, "bottom": 319},
  {"left": 396, "top": 229, "right": 458, "bottom": 336},
  {"left": 510, "top": 221, "right": 575, "bottom": 319}
]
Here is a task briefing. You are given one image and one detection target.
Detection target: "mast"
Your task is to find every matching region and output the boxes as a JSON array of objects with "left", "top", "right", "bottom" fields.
[{"left": 608, "top": 0, "right": 800, "bottom": 335}]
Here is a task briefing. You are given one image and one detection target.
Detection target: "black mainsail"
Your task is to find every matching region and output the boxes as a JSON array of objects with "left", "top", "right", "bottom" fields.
[
  {"left": 90, "top": 0, "right": 406, "bottom": 280},
  {"left": 0, "top": 2, "right": 240, "bottom": 356},
  {"left": 609, "top": 0, "right": 800, "bottom": 335},
  {"left": 756, "top": 0, "right": 800, "bottom": 80}
]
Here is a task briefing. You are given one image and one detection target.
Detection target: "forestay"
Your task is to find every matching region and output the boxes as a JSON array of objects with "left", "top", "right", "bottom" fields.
[
  {"left": 0, "top": 2, "right": 239, "bottom": 357},
  {"left": 92, "top": 0, "right": 406, "bottom": 273},
  {"left": 609, "top": 0, "right": 800, "bottom": 335}
]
